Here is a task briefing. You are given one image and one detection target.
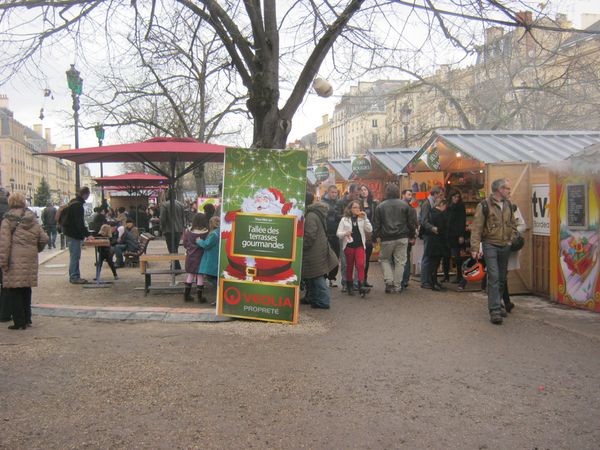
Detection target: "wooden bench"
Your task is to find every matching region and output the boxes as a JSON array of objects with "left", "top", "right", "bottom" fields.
[
  {"left": 124, "top": 232, "right": 155, "bottom": 268},
  {"left": 139, "top": 254, "right": 187, "bottom": 295}
]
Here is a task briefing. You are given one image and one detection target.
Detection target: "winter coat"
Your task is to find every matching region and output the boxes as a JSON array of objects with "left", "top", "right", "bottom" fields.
[
  {"left": 160, "top": 200, "right": 185, "bottom": 233},
  {"left": 445, "top": 201, "right": 467, "bottom": 249},
  {"left": 322, "top": 195, "right": 342, "bottom": 238},
  {"left": 196, "top": 228, "right": 220, "bottom": 277},
  {"left": 0, "top": 208, "right": 48, "bottom": 287},
  {"left": 426, "top": 208, "right": 449, "bottom": 257},
  {"left": 470, "top": 195, "right": 517, "bottom": 253},
  {"left": 42, "top": 205, "right": 57, "bottom": 227},
  {"left": 373, "top": 198, "right": 415, "bottom": 241},
  {"left": 302, "top": 203, "right": 339, "bottom": 279},
  {"left": 183, "top": 228, "right": 209, "bottom": 273},
  {"left": 337, "top": 214, "right": 373, "bottom": 251},
  {"left": 62, "top": 196, "right": 90, "bottom": 240}
]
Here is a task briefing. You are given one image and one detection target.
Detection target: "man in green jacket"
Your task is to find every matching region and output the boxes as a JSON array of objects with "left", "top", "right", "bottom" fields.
[{"left": 470, "top": 178, "right": 517, "bottom": 325}]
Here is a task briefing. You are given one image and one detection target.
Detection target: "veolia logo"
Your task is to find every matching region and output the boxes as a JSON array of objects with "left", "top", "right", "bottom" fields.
[
  {"left": 223, "top": 286, "right": 242, "bottom": 305},
  {"left": 351, "top": 156, "right": 371, "bottom": 177}
]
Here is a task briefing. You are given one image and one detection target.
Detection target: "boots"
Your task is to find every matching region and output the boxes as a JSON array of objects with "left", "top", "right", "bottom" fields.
[
  {"left": 184, "top": 283, "right": 194, "bottom": 302},
  {"left": 346, "top": 281, "right": 355, "bottom": 296},
  {"left": 359, "top": 282, "right": 370, "bottom": 297},
  {"left": 197, "top": 285, "right": 207, "bottom": 304}
]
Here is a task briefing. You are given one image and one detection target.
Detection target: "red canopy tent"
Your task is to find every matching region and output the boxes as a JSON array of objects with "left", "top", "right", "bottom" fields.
[{"left": 41, "top": 137, "right": 226, "bottom": 256}]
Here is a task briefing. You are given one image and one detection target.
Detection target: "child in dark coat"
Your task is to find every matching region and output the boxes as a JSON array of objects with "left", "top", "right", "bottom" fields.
[{"left": 182, "top": 213, "right": 209, "bottom": 302}]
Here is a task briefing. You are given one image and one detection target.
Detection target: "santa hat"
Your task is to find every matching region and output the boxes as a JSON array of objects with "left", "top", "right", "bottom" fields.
[{"left": 257, "top": 188, "right": 293, "bottom": 215}]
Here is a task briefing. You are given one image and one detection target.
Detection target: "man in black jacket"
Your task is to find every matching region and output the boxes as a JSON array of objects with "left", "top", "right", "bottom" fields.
[
  {"left": 63, "top": 187, "right": 91, "bottom": 284},
  {"left": 42, "top": 202, "right": 58, "bottom": 249},
  {"left": 322, "top": 184, "right": 342, "bottom": 287},
  {"left": 373, "top": 184, "right": 415, "bottom": 294}
]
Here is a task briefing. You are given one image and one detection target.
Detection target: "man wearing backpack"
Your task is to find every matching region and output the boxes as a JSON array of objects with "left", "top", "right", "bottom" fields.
[
  {"left": 62, "top": 187, "right": 91, "bottom": 284},
  {"left": 470, "top": 178, "right": 517, "bottom": 325}
]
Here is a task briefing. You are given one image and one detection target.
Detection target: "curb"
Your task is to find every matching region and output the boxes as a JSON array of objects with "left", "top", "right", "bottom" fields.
[
  {"left": 32, "top": 304, "right": 232, "bottom": 323},
  {"left": 39, "top": 248, "right": 69, "bottom": 265}
]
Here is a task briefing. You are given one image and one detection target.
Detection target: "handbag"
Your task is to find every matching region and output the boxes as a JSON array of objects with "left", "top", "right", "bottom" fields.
[{"left": 510, "top": 232, "right": 525, "bottom": 252}]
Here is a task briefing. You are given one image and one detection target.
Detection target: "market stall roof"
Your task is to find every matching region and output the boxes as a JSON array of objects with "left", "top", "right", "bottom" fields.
[
  {"left": 328, "top": 159, "right": 353, "bottom": 180},
  {"left": 408, "top": 130, "right": 600, "bottom": 172},
  {"left": 367, "top": 148, "right": 419, "bottom": 175},
  {"left": 93, "top": 173, "right": 169, "bottom": 187}
]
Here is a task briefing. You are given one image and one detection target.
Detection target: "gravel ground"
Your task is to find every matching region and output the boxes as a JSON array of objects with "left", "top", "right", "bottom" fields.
[{"left": 1, "top": 241, "right": 599, "bottom": 449}]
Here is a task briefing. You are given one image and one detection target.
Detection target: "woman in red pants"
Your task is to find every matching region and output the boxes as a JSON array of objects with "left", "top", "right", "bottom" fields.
[{"left": 336, "top": 201, "right": 373, "bottom": 297}]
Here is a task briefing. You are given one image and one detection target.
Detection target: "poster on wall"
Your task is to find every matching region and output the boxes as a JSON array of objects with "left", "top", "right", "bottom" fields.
[
  {"left": 557, "top": 178, "right": 600, "bottom": 312},
  {"left": 218, "top": 148, "right": 308, "bottom": 324},
  {"left": 531, "top": 184, "right": 550, "bottom": 236}
]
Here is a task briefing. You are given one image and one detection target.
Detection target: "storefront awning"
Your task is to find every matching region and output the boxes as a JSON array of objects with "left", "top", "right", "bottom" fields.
[
  {"left": 407, "top": 130, "right": 600, "bottom": 172},
  {"left": 368, "top": 148, "right": 419, "bottom": 175}
]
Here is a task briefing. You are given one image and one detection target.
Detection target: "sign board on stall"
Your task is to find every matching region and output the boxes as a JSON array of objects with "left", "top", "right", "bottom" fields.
[
  {"left": 531, "top": 184, "right": 550, "bottom": 236},
  {"left": 566, "top": 183, "right": 588, "bottom": 229},
  {"left": 218, "top": 147, "right": 308, "bottom": 324}
]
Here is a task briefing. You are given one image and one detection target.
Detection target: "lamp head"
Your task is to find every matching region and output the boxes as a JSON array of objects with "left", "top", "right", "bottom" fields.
[
  {"left": 66, "top": 64, "right": 83, "bottom": 95},
  {"left": 94, "top": 124, "right": 105, "bottom": 141}
]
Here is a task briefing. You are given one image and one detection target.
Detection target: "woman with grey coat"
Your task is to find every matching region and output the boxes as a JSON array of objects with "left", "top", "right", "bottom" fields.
[
  {"left": 0, "top": 193, "right": 48, "bottom": 329},
  {"left": 302, "top": 192, "right": 339, "bottom": 309}
]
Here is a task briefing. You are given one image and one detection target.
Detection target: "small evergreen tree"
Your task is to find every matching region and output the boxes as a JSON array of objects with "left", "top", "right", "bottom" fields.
[{"left": 34, "top": 177, "right": 52, "bottom": 207}]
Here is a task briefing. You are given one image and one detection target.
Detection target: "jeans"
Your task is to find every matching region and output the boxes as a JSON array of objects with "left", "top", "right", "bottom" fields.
[
  {"left": 305, "top": 276, "right": 331, "bottom": 308},
  {"left": 114, "top": 243, "right": 128, "bottom": 266},
  {"left": 482, "top": 243, "right": 511, "bottom": 314},
  {"left": 339, "top": 238, "right": 347, "bottom": 283},
  {"left": 379, "top": 238, "right": 409, "bottom": 290},
  {"left": 164, "top": 232, "right": 182, "bottom": 270},
  {"left": 402, "top": 243, "right": 412, "bottom": 286},
  {"left": 420, "top": 235, "right": 431, "bottom": 286},
  {"left": 47, "top": 225, "right": 57, "bottom": 248},
  {"left": 327, "top": 235, "right": 340, "bottom": 281},
  {"left": 67, "top": 237, "right": 83, "bottom": 281}
]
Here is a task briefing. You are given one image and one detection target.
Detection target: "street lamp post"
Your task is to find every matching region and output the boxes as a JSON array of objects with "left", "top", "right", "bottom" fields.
[
  {"left": 94, "top": 124, "right": 106, "bottom": 208},
  {"left": 401, "top": 103, "right": 412, "bottom": 148},
  {"left": 66, "top": 64, "right": 83, "bottom": 193},
  {"left": 27, "top": 182, "right": 32, "bottom": 205}
]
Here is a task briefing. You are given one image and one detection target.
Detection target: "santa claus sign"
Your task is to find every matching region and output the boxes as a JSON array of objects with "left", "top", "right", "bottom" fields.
[{"left": 218, "top": 148, "right": 308, "bottom": 324}]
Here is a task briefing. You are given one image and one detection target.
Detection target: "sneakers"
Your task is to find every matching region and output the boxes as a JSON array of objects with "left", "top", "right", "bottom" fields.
[
  {"left": 490, "top": 313, "right": 503, "bottom": 325},
  {"left": 70, "top": 278, "right": 88, "bottom": 284},
  {"left": 500, "top": 307, "right": 508, "bottom": 318},
  {"left": 328, "top": 280, "right": 338, "bottom": 288},
  {"left": 385, "top": 284, "right": 394, "bottom": 294}
]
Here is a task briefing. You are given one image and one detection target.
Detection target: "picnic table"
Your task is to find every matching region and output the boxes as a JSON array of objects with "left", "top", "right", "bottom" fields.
[{"left": 139, "top": 254, "right": 187, "bottom": 295}]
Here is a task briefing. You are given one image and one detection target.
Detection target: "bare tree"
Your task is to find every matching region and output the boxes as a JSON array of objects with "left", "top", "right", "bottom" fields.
[{"left": 1, "top": 1, "right": 594, "bottom": 150}]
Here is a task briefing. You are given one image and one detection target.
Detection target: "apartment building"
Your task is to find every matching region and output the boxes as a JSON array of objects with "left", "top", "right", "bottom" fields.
[{"left": 0, "top": 95, "right": 79, "bottom": 204}]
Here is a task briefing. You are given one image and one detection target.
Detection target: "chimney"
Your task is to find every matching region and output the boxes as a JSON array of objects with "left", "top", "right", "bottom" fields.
[
  {"left": 555, "top": 13, "right": 572, "bottom": 29},
  {"left": 0, "top": 94, "right": 8, "bottom": 109},
  {"left": 33, "top": 124, "right": 43, "bottom": 137},
  {"left": 45, "top": 128, "right": 52, "bottom": 144},
  {"left": 516, "top": 11, "right": 533, "bottom": 26},
  {"left": 581, "top": 13, "right": 600, "bottom": 29},
  {"left": 485, "top": 26, "right": 504, "bottom": 44}
]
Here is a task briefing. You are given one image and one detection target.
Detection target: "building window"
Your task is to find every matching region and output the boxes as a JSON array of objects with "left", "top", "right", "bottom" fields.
[{"left": 372, "top": 119, "right": 378, "bottom": 127}]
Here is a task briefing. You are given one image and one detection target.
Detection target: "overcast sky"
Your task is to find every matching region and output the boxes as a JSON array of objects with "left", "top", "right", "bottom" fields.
[{"left": 1, "top": 0, "right": 599, "bottom": 176}]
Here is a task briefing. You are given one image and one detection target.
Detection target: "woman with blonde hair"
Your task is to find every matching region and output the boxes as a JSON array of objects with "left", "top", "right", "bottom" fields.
[{"left": 0, "top": 193, "right": 48, "bottom": 329}]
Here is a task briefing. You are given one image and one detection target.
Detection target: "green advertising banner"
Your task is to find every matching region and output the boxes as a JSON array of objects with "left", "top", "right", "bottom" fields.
[{"left": 218, "top": 148, "right": 308, "bottom": 324}]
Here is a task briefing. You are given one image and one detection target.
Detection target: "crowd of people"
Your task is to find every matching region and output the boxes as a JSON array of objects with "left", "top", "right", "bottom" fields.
[
  {"left": 303, "top": 178, "right": 524, "bottom": 325},
  {"left": 0, "top": 177, "right": 523, "bottom": 328}
]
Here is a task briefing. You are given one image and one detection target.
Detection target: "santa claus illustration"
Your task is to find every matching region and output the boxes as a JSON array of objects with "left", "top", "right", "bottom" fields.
[{"left": 221, "top": 188, "right": 303, "bottom": 284}]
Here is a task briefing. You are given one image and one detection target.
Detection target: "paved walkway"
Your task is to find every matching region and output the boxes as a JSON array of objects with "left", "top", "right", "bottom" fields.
[{"left": 35, "top": 242, "right": 231, "bottom": 322}]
